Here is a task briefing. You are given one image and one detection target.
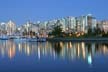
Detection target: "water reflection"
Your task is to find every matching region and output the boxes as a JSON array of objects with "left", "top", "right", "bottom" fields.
[
  {"left": 0, "top": 40, "right": 16, "bottom": 59},
  {"left": 0, "top": 40, "right": 108, "bottom": 65}
]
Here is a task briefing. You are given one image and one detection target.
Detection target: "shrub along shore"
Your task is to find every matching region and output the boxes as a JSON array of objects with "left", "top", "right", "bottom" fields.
[
  {"left": 47, "top": 37, "right": 108, "bottom": 42},
  {"left": 47, "top": 24, "right": 108, "bottom": 42}
]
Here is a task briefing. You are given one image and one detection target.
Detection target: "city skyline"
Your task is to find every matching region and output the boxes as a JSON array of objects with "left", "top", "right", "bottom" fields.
[{"left": 0, "top": 0, "right": 108, "bottom": 25}]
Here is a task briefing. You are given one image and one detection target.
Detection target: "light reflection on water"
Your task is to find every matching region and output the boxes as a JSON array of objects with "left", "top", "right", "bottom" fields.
[{"left": 0, "top": 40, "right": 108, "bottom": 66}]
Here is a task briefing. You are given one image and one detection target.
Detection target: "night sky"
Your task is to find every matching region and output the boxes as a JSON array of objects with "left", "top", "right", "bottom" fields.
[{"left": 0, "top": 0, "right": 107, "bottom": 25}]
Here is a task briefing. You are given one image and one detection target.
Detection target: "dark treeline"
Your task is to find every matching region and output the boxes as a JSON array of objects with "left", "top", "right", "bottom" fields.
[{"left": 48, "top": 25, "right": 108, "bottom": 38}]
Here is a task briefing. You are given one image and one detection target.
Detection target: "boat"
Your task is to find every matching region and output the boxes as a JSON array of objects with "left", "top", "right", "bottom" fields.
[
  {"left": 8, "top": 35, "right": 17, "bottom": 39},
  {"left": 0, "top": 35, "right": 9, "bottom": 40},
  {"left": 28, "top": 37, "right": 46, "bottom": 42}
]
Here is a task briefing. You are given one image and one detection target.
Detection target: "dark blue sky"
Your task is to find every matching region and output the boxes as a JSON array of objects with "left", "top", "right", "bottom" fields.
[{"left": 0, "top": 0, "right": 108, "bottom": 25}]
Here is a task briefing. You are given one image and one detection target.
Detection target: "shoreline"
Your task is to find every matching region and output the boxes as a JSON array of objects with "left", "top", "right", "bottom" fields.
[{"left": 47, "top": 37, "right": 108, "bottom": 42}]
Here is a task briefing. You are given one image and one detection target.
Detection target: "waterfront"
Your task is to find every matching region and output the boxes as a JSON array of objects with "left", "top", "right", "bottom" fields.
[{"left": 0, "top": 40, "right": 108, "bottom": 72}]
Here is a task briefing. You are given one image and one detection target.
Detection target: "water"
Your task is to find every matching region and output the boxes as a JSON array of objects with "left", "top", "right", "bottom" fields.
[{"left": 0, "top": 40, "right": 108, "bottom": 72}]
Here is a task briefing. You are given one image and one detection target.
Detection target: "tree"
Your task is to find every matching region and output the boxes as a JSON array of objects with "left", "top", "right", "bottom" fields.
[
  {"left": 22, "top": 29, "right": 27, "bottom": 36},
  {"left": 102, "top": 31, "right": 108, "bottom": 37},
  {"left": 87, "top": 27, "right": 92, "bottom": 36},
  {"left": 94, "top": 27, "right": 102, "bottom": 37},
  {"left": 51, "top": 25, "right": 63, "bottom": 37}
]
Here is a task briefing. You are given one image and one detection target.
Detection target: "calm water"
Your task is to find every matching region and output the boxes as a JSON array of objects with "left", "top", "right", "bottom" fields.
[{"left": 0, "top": 39, "right": 108, "bottom": 72}]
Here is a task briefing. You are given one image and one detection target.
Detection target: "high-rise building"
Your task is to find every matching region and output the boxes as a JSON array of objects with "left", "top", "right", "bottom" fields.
[
  {"left": 43, "top": 14, "right": 96, "bottom": 34},
  {"left": 76, "top": 14, "right": 96, "bottom": 33},
  {"left": 70, "top": 17, "right": 76, "bottom": 32},
  {"left": 6, "top": 20, "right": 16, "bottom": 35},
  {"left": 101, "top": 20, "right": 108, "bottom": 33},
  {"left": 86, "top": 14, "right": 96, "bottom": 32},
  {"left": 64, "top": 16, "right": 76, "bottom": 33},
  {"left": 0, "top": 22, "right": 7, "bottom": 35},
  {"left": 58, "top": 18, "right": 66, "bottom": 32},
  {"left": 46, "top": 19, "right": 57, "bottom": 33}
]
